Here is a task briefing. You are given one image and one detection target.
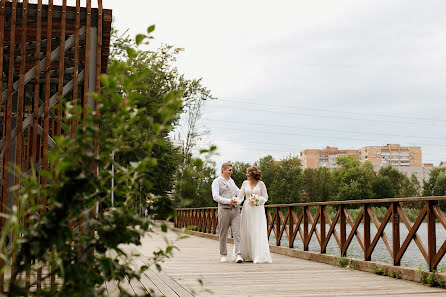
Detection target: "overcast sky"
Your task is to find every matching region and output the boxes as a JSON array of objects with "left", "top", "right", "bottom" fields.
[{"left": 103, "top": 0, "right": 446, "bottom": 169}]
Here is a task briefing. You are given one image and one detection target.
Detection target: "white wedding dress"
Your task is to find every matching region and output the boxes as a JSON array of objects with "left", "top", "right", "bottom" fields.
[{"left": 237, "top": 180, "right": 272, "bottom": 263}]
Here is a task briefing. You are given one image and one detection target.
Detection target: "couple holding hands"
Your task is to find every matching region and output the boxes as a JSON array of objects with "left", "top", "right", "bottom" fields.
[{"left": 211, "top": 163, "right": 272, "bottom": 264}]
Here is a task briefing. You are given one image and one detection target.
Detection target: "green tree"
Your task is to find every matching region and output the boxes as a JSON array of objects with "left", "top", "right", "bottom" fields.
[
  {"left": 231, "top": 161, "right": 251, "bottom": 186},
  {"left": 376, "top": 166, "right": 406, "bottom": 197},
  {"left": 400, "top": 174, "right": 420, "bottom": 198},
  {"left": 332, "top": 156, "right": 375, "bottom": 201},
  {"left": 433, "top": 171, "right": 446, "bottom": 196},
  {"left": 255, "top": 155, "right": 275, "bottom": 190},
  {"left": 110, "top": 30, "right": 213, "bottom": 205},
  {"left": 423, "top": 167, "right": 446, "bottom": 196},
  {"left": 268, "top": 156, "right": 303, "bottom": 204},
  {"left": 372, "top": 175, "right": 395, "bottom": 198},
  {"left": 176, "top": 154, "right": 217, "bottom": 208},
  {"left": 302, "top": 167, "right": 333, "bottom": 202}
]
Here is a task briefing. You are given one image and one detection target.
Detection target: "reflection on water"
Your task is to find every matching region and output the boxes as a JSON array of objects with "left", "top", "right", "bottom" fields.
[{"left": 267, "top": 222, "right": 446, "bottom": 270}]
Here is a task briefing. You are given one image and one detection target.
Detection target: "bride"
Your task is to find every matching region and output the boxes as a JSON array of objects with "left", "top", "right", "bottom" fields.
[{"left": 236, "top": 166, "right": 272, "bottom": 263}]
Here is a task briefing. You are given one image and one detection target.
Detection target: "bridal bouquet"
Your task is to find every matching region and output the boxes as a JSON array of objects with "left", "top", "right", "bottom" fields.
[{"left": 248, "top": 194, "right": 262, "bottom": 207}]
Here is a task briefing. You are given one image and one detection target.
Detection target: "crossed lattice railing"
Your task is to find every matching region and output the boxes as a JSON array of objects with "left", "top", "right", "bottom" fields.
[{"left": 175, "top": 196, "right": 446, "bottom": 271}]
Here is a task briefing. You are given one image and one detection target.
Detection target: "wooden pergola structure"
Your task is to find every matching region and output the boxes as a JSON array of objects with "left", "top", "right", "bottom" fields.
[{"left": 0, "top": 0, "right": 112, "bottom": 227}]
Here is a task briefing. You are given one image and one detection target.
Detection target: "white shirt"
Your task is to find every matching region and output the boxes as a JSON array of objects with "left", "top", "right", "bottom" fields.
[{"left": 211, "top": 176, "right": 240, "bottom": 205}]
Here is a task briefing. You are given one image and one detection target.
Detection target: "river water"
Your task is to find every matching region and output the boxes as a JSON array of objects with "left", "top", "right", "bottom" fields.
[{"left": 267, "top": 222, "right": 446, "bottom": 270}]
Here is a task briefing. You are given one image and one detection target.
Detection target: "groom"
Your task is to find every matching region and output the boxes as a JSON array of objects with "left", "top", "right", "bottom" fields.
[{"left": 211, "top": 162, "right": 243, "bottom": 263}]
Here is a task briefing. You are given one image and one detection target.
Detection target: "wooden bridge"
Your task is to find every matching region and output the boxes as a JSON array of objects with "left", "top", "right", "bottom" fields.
[{"left": 109, "top": 223, "right": 446, "bottom": 296}]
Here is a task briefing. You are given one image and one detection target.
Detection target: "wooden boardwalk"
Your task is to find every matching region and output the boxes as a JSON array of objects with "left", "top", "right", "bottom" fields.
[{"left": 108, "top": 225, "right": 446, "bottom": 297}]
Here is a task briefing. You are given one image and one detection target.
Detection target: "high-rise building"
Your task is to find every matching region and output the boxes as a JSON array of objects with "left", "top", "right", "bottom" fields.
[
  {"left": 358, "top": 144, "right": 422, "bottom": 167},
  {"left": 300, "top": 146, "right": 359, "bottom": 169}
]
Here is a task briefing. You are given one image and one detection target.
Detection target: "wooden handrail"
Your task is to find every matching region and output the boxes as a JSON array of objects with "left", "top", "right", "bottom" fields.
[{"left": 175, "top": 196, "right": 446, "bottom": 272}]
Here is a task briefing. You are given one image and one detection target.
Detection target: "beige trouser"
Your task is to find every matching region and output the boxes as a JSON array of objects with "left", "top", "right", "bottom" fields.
[{"left": 218, "top": 207, "right": 241, "bottom": 257}]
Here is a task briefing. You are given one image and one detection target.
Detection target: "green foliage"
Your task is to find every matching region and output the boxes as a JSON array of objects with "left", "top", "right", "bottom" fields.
[
  {"left": 175, "top": 152, "right": 217, "bottom": 208},
  {"left": 418, "top": 266, "right": 446, "bottom": 288},
  {"left": 400, "top": 174, "right": 421, "bottom": 198},
  {"left": 0, "top": 27, "right": 182, "bottom": 296},
  {"left": 372, "top": 175, "right": 395, "bottom": 198},
  {"left": 335, "top": 256, "right": 358, "bottom": 270},
  {"left": 254, "top": 155, "right": 275, "bottom": 191},
  {"left": 231, "top": 161, "right": 252, "bottom": 186},
  {"left": 390, "top": 270, "right": 401, "bottom": 279},
  {"left": 423, "top": 167, "right": 446, "bottom": 209},
  {"left": 376, "top": 166, "right": 406, "bottom": 197},
  {"left": 374, "top": 266, "right": 387, "bottom": 276},
  {"left": 109, "top": 29, "right": 214, "bottom": 206},
  {"left": 303, "top": 167, "right": 334, "bottom": 202},
  {"left": 331, "top": 156, "right": 375, "bottom": 201},
  {"left": 268, "top": 156, "right": 304, "bottom": 204},
  {"left": 337, "top": 256, "right": 349, "bottom": 268},
  {"left": 423, "top": 168, "right": 446, "bottom": 196}
]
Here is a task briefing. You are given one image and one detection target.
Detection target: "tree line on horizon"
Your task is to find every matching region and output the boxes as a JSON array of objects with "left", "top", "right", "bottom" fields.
[{"left": 177, "top": 155, "right": 446, "bottom": 208}]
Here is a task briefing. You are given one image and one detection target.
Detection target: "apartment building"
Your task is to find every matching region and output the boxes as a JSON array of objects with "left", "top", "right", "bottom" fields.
[
  {"left": 300, "top": 146, "right": 359, "bottom": 169},
  {"left": 358, "top": 144, "right": 422, "bottom": 167}
]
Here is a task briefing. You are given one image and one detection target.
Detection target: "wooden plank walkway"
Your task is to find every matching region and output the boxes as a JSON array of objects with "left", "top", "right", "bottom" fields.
[{"left": 109, "top": 225, "right": 446, "bottom": 297}]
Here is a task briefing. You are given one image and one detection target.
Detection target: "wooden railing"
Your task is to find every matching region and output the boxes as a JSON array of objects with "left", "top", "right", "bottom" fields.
[{"left": 175, "top": 197, "right": 446, "bottom": 271}]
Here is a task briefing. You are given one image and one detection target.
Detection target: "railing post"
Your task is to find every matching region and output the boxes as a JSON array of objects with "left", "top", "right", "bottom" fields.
[
  {"left": 428, "top": 200, "right": 437, "bottom": 271},
  {"left": 320, "top": 205, "right": 326, "bottom": 254},
  {"left": 289, "top": 206, "right": 294, "bottom": 248},
  {"left": 174, "top": 209, "right": 177, "bottom": 227},
  {"left": 363, "top": 204, "right": 370, "bottom": 261},
  {"left": 340, "top": 205, "right": 346, "bottom": 256},
  {"left": 303, "top": 206, "right": 308, "bottom": 251},
  {"left": 212, "top": 209, "right": 216, "bottom": 234},
  {"left": 275, "top": 207, "right": 280, "bottom": 246},
  {"left": 392, "top": 202, "right": 400, "bottom": 266}
]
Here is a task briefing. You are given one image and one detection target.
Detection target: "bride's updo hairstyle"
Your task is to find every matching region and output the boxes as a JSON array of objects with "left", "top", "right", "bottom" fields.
[{"left": 247, "top": 166, "right": 262, "bottom": 181}]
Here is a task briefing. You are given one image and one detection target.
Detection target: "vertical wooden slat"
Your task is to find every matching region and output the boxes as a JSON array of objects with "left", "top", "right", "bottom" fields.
[
  {"left": 10, "top": 0, "right": 29, "bottom": 281},
  {"left": 26, "top": 107, "right": 31, "bottom": 170},
  {"left": 15, "top": 0, "right": 28, "bottom": 188},
  {"left": 303, "top": 206, "right": 308, "bottom": 251},
  {"left": 93, "top": 0, "right": 102, "bottom": 179},
  {"left": 0, "top": 7, "right": 7, "bottom": 288},
  {"left": 320, "top": 205, "right": 326, "bottom": 253},
  {"left": 42, "top": 0, "right": 53, "bottom": 210},
  {"left": 340, "top": 205, "right": 346, "bottom": 256},
  {"left": 56, "top": 0, "right": 67, "bottom": 137},
  {"left": 392, "top": 202, "right": 400, "bottom": 266},
  {"left": 31, "top": 0, "right": 42, "bottom": 167},
  {"left": 427, "top": 200, "right": 437, "bottom": 271},
  {"left": 0, "top": 0, "right": 5, "bottom": 149},
  {"left": 33, "top": 1, "right": 43, "bottom": 292},
  {"left": 288, "top": 206, "right": 294, "bottom": 248},
  {"left": 1, "top": 0, "right": 18, "bottom": 225},
  {"left": 38, "top": 1, "right": 54, "bottom": 292},
  {"left": 82, "top": 0, "right": 91, "bottom": 119},
  {"left": 95, "top": 0, "right": 102, "bottom": 94},
  {"left": 0, "top": 3, "right": 6, "bottom": 291},
  {"left": 71, "top": 0, "right": 80, "bottom": 136},
  {"left": 363, "top": 204, "right": 371, "bottom": 261},
  {"left": 274, "top": 208, "right": 280, "bottom": 246}
]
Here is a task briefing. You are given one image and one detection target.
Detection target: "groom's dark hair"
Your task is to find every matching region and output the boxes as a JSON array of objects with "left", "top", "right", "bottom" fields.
[{"left": 221, "top": 162, "right": 232, "bottom": 172}]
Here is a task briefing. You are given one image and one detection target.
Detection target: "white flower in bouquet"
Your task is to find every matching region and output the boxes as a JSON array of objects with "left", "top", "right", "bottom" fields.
[{"left": 248, "top": 194, "right": 261, "bottom": 207}]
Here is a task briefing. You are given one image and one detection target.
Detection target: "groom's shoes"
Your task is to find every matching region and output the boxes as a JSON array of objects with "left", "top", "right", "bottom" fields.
[
  {"left": 236, "top": 255, "right": 243, "bottom": 263},
  {"left": 220, "top": 256, "right": 227, "bottom": 263}
]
